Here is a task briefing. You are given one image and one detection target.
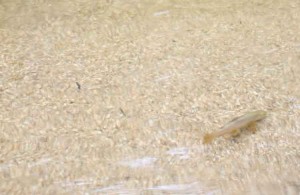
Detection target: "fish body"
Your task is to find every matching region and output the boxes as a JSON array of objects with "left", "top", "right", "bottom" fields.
[{"left": 203, "top": 110, "right": 267, "bottom": 144}]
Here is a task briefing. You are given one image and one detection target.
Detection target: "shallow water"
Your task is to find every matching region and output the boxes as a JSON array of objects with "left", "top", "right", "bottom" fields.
[{"left": 1, "top": 0, "right": 300, "bottom": 194}]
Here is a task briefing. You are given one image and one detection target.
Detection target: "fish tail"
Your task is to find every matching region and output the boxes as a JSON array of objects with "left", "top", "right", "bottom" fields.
[{"left": 203, "top": 133, "right": 214, "bottom": 144}]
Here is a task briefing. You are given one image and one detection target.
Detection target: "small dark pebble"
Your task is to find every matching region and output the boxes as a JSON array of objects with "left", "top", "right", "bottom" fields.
[
  {"left": 120, "top": 108, "right": 126, "bottom": 116},
  {"left": 76, "top": 82, "right": 81, "bottom": 90}
]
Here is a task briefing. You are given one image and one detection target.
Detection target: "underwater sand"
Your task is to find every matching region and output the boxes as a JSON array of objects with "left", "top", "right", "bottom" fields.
[{"left": 1, "top": 0, "right": 300, "bottom": 194}]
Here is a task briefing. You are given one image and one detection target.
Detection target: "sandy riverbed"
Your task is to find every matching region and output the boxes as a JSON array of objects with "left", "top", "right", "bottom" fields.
[{"left": 1, "top": 0, "right": 300, "bottom": 194}]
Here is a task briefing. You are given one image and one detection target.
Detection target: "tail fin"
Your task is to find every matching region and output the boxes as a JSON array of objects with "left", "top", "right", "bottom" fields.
[{"left": 203, "top": 133, "right": 214, "bottom": 144}]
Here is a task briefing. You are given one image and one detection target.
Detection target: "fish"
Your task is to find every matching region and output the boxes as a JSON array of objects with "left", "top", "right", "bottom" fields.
[{"left": 203, "top": 110, "right": 267, "bottom": 144}]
